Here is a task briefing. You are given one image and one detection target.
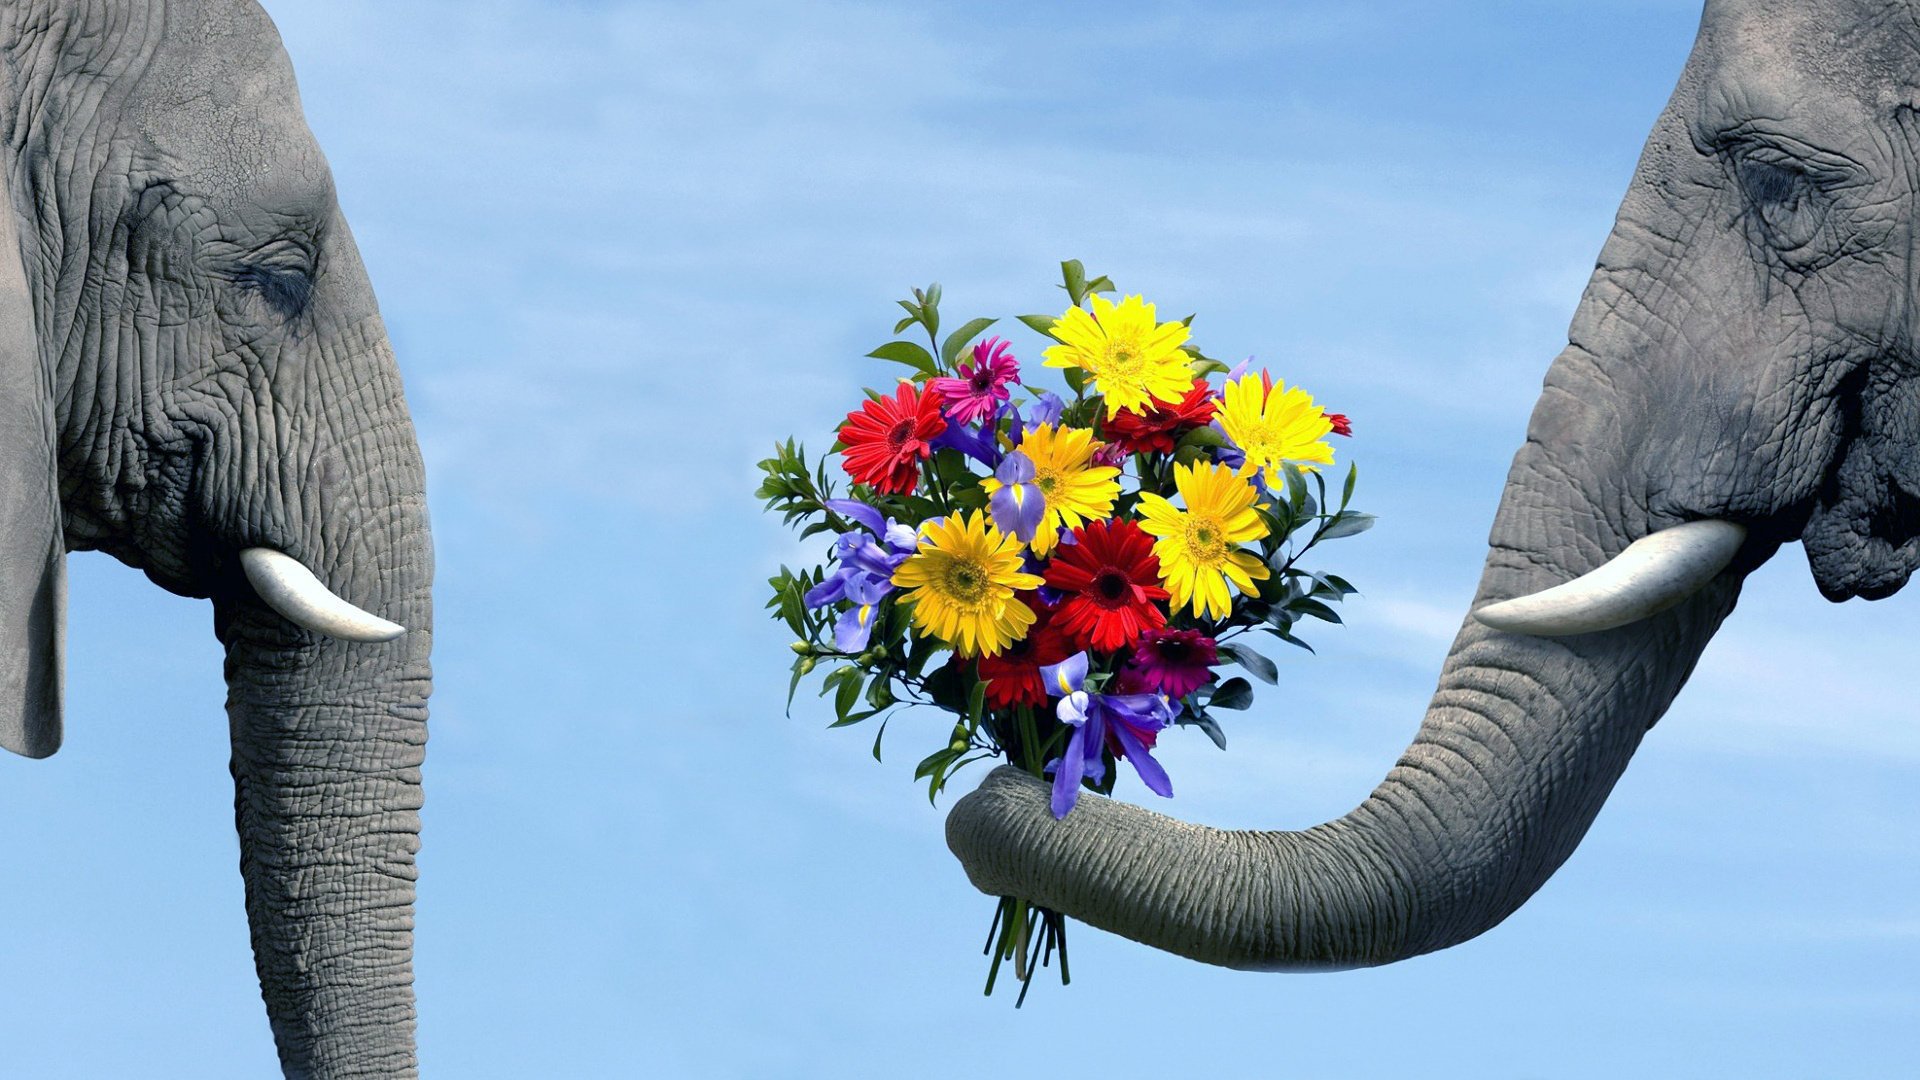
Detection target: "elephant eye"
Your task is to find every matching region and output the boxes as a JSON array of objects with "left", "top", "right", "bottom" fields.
[
  {"left": 229, "top": 242, "right": 315, "bottom": 318},
  {"left": 1731, "top": 149, "right": 1828, "bottom": 252}
]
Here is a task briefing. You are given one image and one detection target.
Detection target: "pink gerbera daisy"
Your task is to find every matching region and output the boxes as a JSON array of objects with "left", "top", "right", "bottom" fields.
[{"left": 928, "top": 336, "right": 1020, "bottom": 425}]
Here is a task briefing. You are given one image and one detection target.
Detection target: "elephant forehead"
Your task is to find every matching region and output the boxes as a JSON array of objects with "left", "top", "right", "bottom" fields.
[
  {"left": 123, "top": 0, "right": 330, "bottom": 215},
  {"left": 1705, "top": 0, "right": 1920, "bottom": 106}
]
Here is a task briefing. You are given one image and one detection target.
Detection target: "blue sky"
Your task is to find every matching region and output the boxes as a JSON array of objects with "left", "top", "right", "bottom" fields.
[{"left": 4, "top": 0, "right": 1919, "bottom": 1076}]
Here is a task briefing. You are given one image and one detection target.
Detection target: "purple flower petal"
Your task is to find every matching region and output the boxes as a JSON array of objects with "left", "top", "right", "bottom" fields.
[
  {"left": 990, "top": 482, "right": 1045, "bottom": 542},
  {"left": 1028, "top": 392, "right": 1065, "bottom": 430},
  {"left": 1039, "top": 652, "right": 1088, "bottom": 697},
  {"left": 824, "top": 498, "right": 886, "bottom": 537},
  {"left": 1049, "top": 725, "right": 1087, "bottom": 819},
  {"left": 931, "top": 420, "right": 1000, "bottom": 468},
  {"left": 1107, "top": 714, "right": 1174, "bottom": 799},
  {"left": 1057, "top": 689, "right": 1091, "bottom": 727},
  {"left": 996, "top": 449, "right": 1037, "bottom": 484},
  {"left": 803, "top": 573, "right": 848, "bottom": 609},
  {"left": 882, "top": 522, "right": 917, "bottom": 552},
  {"left": 842, "top": 575, "right": 893, "bottom": 606},
  {"left": 833, "top": 602, "right": 880, "bottom": 652},
  {"left": 845, "top": 539, "right": 905, "bottom": 579}
]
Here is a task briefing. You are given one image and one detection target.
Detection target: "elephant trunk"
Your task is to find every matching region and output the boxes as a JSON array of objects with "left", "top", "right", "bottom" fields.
[
  {"left": 946, "top": 343, "right": 1759, "bottom": 968},
  {"left": 216, "top": 337, "right": 433, "bottom": 1077}
]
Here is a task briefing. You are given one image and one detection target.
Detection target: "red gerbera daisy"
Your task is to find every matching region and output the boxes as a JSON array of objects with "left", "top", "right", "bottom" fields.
[
  {"left": 837, "top": 381, "right": 947, "bottom": 495},
  {"left": 975, "top": 597, "right": 1073, "bottom": 710},
  {"left": 1044, "top": 519, "right": 1170, "bottom": 653},
  {"left": 1102, "top": 379, "right": 1218, "bottom": 455}
]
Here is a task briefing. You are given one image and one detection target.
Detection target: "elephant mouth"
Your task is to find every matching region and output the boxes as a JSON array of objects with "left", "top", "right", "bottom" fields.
[{"left": 1799, "top": 456, "right": 1920, "bottom": 600}]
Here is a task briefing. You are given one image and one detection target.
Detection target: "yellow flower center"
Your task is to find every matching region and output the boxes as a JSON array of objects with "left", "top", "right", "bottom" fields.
[
  {"left": 1183, "top": 515, "right": 1228, "bottom": 567},
  {"left": 1238, "top": 419, "right": 1284, "bottom": 456},
  {"left": 1104, "top": 338, "right": 1143, "bottom": 376},
  {"left": 941, "top": 557, "right": 992, "bottom": 607},
  {"left": 1036, "top": 469, "right": 1060, "bottom": 495}
]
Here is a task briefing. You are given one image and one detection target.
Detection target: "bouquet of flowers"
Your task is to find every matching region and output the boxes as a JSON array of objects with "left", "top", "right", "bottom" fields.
[{"left": 758, "top": 261, "right": 1372, "bottom": 1002}]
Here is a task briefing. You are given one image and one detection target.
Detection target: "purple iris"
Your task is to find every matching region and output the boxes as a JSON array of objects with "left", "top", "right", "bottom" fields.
[
  {"left": 989, "top": 450, "right": 1046, "bottom": 543},
  {"left": 803, "top": 498, "right": 917, "bottom": 652},
  {"left": 1037, "top": 652, "right": 1177, "bottom": 819},
  {"left": 931, "top": 416, "right": 1002, "bottom": 469},
  {"left": 1004, "top": 391, "right": 1066, "bottom": 448}
]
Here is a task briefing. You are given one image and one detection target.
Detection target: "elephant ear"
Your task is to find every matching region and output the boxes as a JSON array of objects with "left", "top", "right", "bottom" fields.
[{"left": 0, "top": 157, "right": 65, "bottom": 759}]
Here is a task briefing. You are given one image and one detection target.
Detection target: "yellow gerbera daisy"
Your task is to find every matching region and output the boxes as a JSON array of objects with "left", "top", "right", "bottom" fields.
[
  {"left": 891, "top": 510, "right": 1046, "bottom": 657},
  {"left": 1216, "top": 373, "right": 1335, "bottom": 487},
  {"left": 979, "top": 422, "right": 1120, "bottom": 557},
  {"left": 1043, "top": 294, "right": 1194, "bottom": 416},
  {"left": 1136, "top": 461, "right": 1271, "bottom": 619}
]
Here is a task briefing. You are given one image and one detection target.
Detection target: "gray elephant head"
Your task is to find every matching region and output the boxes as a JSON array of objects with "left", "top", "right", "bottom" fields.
[
  {"left": 3, "top": 2, "right": 431, "bottom": 1074},
  {"left": 947, "top": 0, "right": 1912, "bottom": 969}
]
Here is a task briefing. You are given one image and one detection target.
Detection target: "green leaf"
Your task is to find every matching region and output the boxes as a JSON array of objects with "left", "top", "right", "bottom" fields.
[
  {"left": 1283, "top": 464, "right": 1309, "bottom": 515},
  {"left": 967, "top": 678, "right": 987, "bottom": 727},
  {"left": 833, "top": 666, "right": 862, "bottom": 719},
  {"left": 868, "top": 340, "right": 939, "bottom": 378},
  {"left": 1017, "top": 313, "right": 1062, "bottom": 340},
  {"left": 1061, "top": 259, "right": 1088, "bottom": 305},
  {"left": 871, "top": 715, "right": 891, "bottom": 761},
  {"left": 1341, "top": 462, "right": 1358, "bottom": 510},
  {"left": 1209, "top": 677, "right": 1253, "bottom": 710},
  {"left": 1061, "top": 366, "right": 1087, "bottom": 396},
  {"left": 1220, "top": 641, "right": 1279, "bottom": 685},
  {"left": 893, "top": 316, "right": 916, "bottom": 335},
  {"left": 940, "top": 317, "right": 998, "bottom": 368},
  {"left": 1185, "top": 710, "right": 1227, "bottom": 750},
  {"left": 1273, "top": 630, "right": 1316, "bottom": 654},
  {"left": 828, "top": 706, "right": 879, "bottom": 729},
  {"left": 786, "top": 661, "right": 807, "bottom": 714},
  {"left": 914, "top": 746, "right": 959, "bottom": 782},
  {"left": 1319, "top": 511, "right": 1376, "bottom": 540},
  {"left": 1289, "top": 597, "right": 1343, "bottom": 624}
]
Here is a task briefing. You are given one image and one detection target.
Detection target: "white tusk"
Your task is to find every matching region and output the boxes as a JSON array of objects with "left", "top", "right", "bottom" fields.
[
  {"left": 239, "top": 547, "right": 406, "bottom": 643},
  {"left": 1472, "top": 519, "right": 1747, "bottom": 636}
]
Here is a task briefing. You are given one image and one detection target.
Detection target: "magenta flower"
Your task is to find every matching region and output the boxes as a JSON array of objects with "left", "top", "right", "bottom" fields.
[
  {"left": 1117, "top": 628, "right": 1218, "bottom": 698},
  {"left": 929, "top": 336, "right": 1020, "bottom": 425}
]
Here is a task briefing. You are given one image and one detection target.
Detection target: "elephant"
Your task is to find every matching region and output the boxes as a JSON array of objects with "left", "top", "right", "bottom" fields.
[
  {"left": 3, "top": 1, "right": 431, "bottom": 1075},
  {"left": 946, "top": 0, "right": 1918, "bottom": 970}
]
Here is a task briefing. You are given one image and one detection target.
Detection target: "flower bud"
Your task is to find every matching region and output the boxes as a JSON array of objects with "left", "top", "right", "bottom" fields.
[
  {"left": 790, "top": 641, "right": 813, "bottom": 655},
  {"left": 797, "top": 657, "right": 817, "bottom": 675}
]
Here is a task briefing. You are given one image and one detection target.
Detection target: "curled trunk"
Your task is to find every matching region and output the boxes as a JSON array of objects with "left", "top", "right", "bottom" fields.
[{"left": 947, "top": 408, "right": 1763, "bottom": 967}]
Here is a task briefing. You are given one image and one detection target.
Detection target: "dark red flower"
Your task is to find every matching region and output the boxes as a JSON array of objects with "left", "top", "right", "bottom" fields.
[
  {"left": 1116, "top": 627, "right": 1218, "bottom": 698},
  {"left": 1102, "top": 379, "right": 1218, "bottom": 455},
  {"left": 837, "top": 381, "right": 947, "bottom": 495},
  {"left": 1324, "top": 410, "right": 1351, "bottom": 437},
  {"left": 1044, "top": 520, "right": 1169, "bottom": 653},
  {"left": 975, "top": 597, "right": 1073, "bottom": 710}
]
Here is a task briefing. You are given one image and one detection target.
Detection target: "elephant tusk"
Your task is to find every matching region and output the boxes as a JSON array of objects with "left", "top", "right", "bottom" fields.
[
  {"left": 239, "top": 547, "right": 406, "bottom": 642},
  {"left": 1472, "top": 519, "right": 1747, "bottom": 636}
]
